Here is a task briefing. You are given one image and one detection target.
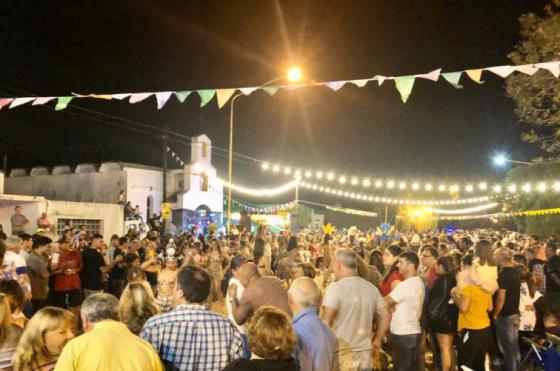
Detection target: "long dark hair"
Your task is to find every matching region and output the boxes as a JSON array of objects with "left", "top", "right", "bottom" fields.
[
  {"left": 382, "top": 245, "right": 402, "bottom": 284},
  {"left": 368, "top": 250, "right": 385, "bottom": 275}
]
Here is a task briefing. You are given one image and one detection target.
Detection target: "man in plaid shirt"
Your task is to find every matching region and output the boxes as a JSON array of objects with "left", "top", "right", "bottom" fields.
[{"left": 141, "top": 265, "right": 244, "bottom": 370}]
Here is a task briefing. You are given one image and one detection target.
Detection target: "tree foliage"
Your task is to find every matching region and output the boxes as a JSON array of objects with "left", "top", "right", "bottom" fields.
[
  {"left": 506, "top": 161, "right": 560, "bottom": 236},
  {"left": 505, "top": 1, "right": 560, "bottom": 154}
]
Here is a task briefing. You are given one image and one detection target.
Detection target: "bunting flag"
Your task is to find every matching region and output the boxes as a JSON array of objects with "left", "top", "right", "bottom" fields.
[
  {"left": 156, "top": 92, "right": 173, "bottom": 110},
  {"left": 394, "top": 76, "right": 415, "bottom": 103},
  {"left": 1, "top": 60, "right": 558, "bottom": 111},
  {"left": 441, "top": 72, "right": 463, "bottom": 89},
  {"left": 216, "top": 88, "right": 236, "bottom": 108},
  {"left": 9, "top": 97, "right": 35, "bottom": 108},
  {"left": 465, "top": 69, "right": 484, "bottom": 84},
  {"left": 174, "top": 91, "right": 191, "bottom": 103},
  {"left": 55, "top": 97, "right": 74, "bottom": 111},
  {"left": 197, "top": 89, "right": 215, "bottom": 107}
]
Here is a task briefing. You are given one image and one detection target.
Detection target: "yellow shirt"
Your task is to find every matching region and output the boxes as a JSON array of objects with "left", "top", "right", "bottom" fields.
[
  {"left": 457, "top": 285, "right": 492, "bottom": 331},
  {"left": 54, "top": 320, "right": 163, "bottom": 371}
]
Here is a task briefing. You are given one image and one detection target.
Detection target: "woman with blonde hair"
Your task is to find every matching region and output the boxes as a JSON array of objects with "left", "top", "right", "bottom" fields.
[
  {"left": 118, "top": 282, "right": 159, "bottom": 335},
  {"left": 13, "top": 307, "right": 74, "bottom": 371},
  {"left": 0, "top": 292, "right": 23, "bottom": 370},
  {"left": 222, "top": 306, "right": 299, "bottom": 370}
]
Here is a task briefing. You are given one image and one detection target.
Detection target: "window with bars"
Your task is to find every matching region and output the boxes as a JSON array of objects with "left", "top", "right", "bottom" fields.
[{"left": 57, "top": 219, "right": 102, "bottom": 236}]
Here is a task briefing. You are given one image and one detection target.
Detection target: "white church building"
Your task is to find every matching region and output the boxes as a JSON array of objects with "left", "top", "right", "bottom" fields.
[{"left": 4, "top": 134, "right": 224, "bottom": 235}]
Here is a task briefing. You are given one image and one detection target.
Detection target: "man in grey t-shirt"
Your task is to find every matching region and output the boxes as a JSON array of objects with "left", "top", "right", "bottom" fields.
[
  {"left": 10, "top": 206, "right": 29, "bottom": 235},
  {"left": 321, "top": 248, "right": 390, "bottom": 371}
]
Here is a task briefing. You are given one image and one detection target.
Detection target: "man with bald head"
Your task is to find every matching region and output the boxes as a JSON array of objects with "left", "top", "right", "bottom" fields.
[
  {"left": 492, "top": 247, "right": 521, "bottom": 371},
  {"left": 228, "top": 262, "right": 291, "bottom": 325},
  {"left": 289, "top": 277, "right": 336, "bottom": 371}
]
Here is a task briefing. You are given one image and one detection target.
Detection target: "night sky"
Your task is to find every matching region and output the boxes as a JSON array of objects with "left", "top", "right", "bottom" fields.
[{"left": 0, "top": 0, "right": 548, "bottom": 210}]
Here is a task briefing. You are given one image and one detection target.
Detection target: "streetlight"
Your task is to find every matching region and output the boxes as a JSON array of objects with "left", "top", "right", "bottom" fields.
[
  {"left": 226, "top": 66, "right": 302, "bottom": 234},
  {"left": 492, "top": 152, "right": 531, "bottom": 167}
]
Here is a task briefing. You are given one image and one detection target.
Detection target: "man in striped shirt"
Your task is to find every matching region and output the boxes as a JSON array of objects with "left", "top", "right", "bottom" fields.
[{"left": 141, "top": 265, "right": 243, "bottom": 370}]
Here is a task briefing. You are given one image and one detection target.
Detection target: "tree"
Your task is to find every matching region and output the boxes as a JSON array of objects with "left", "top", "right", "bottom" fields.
[
  {"left": 506, "top": 162, "right": 560, "bottom": 237},
  {"left": 505, "top": 1, "right": 560, "bottom": 154}
]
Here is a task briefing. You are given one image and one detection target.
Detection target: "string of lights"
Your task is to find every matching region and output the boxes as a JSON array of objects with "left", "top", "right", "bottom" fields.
[{"left": 423, "top": 203, "right": 500, "bottom": 215}]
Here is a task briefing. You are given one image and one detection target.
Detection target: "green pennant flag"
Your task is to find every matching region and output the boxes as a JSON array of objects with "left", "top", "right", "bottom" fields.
[
  {"left": 55, "top": 96, "right": 74, "bottom": 111},
  {"left": 197, "top": 90, "right": 215, "bottom": 107},
  {"left": 394, "top": 76, "right": 415, "bottom": 103},
  {"left": 174, "top": 91, "right": 191, "bottom": 103},
  {"left": 262, "top": 86, "right": 279, "bottom": 96},
  {"left": 441, "top": 72, "right": 463, "bottom": 89}
]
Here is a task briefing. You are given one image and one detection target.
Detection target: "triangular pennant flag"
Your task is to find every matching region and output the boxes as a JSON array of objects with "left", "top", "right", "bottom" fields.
[
  {"left": 441, "top": 72, "right": 463, "bottom": 89},
  {"left": 32, "top": 97, "right": 56, "bottom": 105},
  {"left": 240, "top": 87, "right": 258, "bottom": 96},
  {"left": 89, "top": 94, "right": 113, "bottom": 100},
  {"left": 216, "top": 88, "right": 236, "bottom": 108},
  {"left": 373, "top": 75, "right": 388, "bottom": 86},
  {"left": 349, "top": 79, "right": 370, "bottom": 88},
  {"left": 515, "top": 64, "right": 539, "bottom": 76},
  {"left": 197, "top": 89, "right": 216, "bottom": 107},
  {"left": 9, "top": 97, "right": 35, "bottom": 108},
  {"left": 55, "top": 96, "right": 74, "bottom": 111},
  {"left": 156, "top": 92, "right": 173, "bottom": 110},
  {"left": 394, "top": 76, "right": 415, "bottom": 103},
  {"left": 129, "top": 93, "right": 153, "bottom": 104},
  {"left": 112, "top": 93, "right": 131, "bottom": 100},
  {"left": 486, "top": 65, "right": 516, "bottom": 78},
  {"left": 415, "top": 68, "right": 441, "bottom": 81},
  {"left": 174, "top": 91, "right": 191, "bottom": 103},
  {"left": 325, "top": 80, "right": 347, "bottom": 91},
  {"left": 0, "top": 98, "right": 14, "bottom": 110},
  {"left": 465, "top": 69, "right": 485, "bottom": 84},
  {"left": 535, "top": 61, "right": 560, "bottom": 78},
  {"left": 262, "top": 86, "right": 279, "bottom": 95}
]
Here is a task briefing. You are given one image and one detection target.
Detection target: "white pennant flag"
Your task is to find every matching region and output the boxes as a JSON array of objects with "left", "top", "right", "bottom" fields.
[
  {"left": 415, "top": 68, "right": 441, "bottom": 81},
  {"left": 486, "top": 65, "right": 516, "bottom": 78},
  {"left": 240, "top": 87, "right": 258, "bottom": 95},
  {"left": 515, "top": 64, "right": 539, "bottom": 76},
  {"left": 373, "top": 75, "right": 389, "bottom": 86},
  {"left": 325, "top": 81, "right": 347, "bottom": 91},
  {"left": 10, "top": 97, "right": 36, "bottom": 108},
  {"left": 31, "top": 97, "right": 56, "bottom": 106},
  {"left": 112, "top": 93, "right": 131, "bottom": 100},
  {"left": 349, "top": 79, "right": 370, "bottom": 87},
  {"left": 535, "top": 61, "right": 560, "bottom": 78},
  {"left": 156, "top": 92, "right": 173, "bottom": 109},
  {"left": 129, "top": 93, "right": 153, "bottom": 104}
]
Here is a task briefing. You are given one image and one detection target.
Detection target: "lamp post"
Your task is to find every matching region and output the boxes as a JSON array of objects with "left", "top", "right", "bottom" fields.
[
  {"left": 226, "top": 67, "right": 302, "bottom": 234},
  {"left": 492, "top": 153, "right": 531, "bottom": 167}
]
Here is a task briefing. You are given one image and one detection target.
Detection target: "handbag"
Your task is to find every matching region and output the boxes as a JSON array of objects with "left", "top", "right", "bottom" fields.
[{"left": 428, "top": 276, "right": 451, "bottom": 325}]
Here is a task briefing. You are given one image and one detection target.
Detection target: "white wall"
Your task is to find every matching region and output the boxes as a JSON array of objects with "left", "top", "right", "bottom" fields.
[
  {"left": 45, "top": 200, "right": 123, "bottom": 238},
  {"left": 123, "top": 167, "right": 163, "bottom": 220},
  {"left": 0, "top": 200, "right": 43, "bottom": 235}
]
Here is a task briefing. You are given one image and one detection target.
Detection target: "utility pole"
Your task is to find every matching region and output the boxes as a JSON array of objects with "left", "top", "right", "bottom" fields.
[{"left": 162, "top": 134, "right": 168, "bottom": 234}]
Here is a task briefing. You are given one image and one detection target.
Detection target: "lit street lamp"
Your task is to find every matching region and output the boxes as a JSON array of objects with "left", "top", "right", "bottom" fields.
[
  {"left": 492, "top": 153, "right": 531, "bottom": 167},
  {"left": 226, "top": 66, "right": 302, "bottom": 234}
]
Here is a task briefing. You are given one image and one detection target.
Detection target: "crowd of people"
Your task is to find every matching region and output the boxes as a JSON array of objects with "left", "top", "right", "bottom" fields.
[{"left": 0, "top": 207, "right": 560, "bottom": 370}]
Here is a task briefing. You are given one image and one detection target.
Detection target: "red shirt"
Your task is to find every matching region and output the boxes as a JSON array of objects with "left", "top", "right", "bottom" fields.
[
  {"left": 54, "top": 250, "right": 83, "bottom": 291},
  {"left": 380, "top": 270, "right": 404, "bottom": 296}
]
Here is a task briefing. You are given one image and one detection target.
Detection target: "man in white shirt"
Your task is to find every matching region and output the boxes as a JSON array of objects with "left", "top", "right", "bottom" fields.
[
  {"left": 3, "top": 235, "right": 32, "bottom": 300},
  {"left": 384, "top": 251, "right": 425, "bottom": 371},
  {"left": 321, "top": 248, "right": 390, "bottom": 371}
]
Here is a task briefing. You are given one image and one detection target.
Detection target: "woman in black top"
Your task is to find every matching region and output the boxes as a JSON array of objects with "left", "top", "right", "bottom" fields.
[
  {"left": 222, "top": 306, "right": 299, "bottom": 371},
  {"left": 427, "top": 256, "right": 458, "bottom": 371}
]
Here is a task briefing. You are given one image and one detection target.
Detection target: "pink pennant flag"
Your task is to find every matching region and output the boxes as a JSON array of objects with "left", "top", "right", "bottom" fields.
[
  {"left": 486, "top": 65, "right": 516, "bottom": 78},
  {"left": 9, "top": 97, "right": 35, "bottom": 108},
  {"left": 112, "top": 93, "right": 131, "bottom": 100},
  {"left": 129, "top": 93, "right": 153, "bottom": 104},
  {"left": 31, "top": 97, "right": 56, "bottom": 106},
  {"left": 156, "top": 92, "right": 173, "bottom": 109},
  {"left": 535, "top": 61, "right": 560, "bottom": 78},
  {"left": 373, "top": 75, "right": 388, "bottom": 86},
  {"left": 515, "top": 64, "right": 539, "bottom": 76},
  {"left": 325, "top": 81, "right": 347, "bottom": 91},
  {"left": 0, "top": 98, "right": 14, "bottom": 110},
  {"left": 415, "top": 68, "right": 441, "bottom": 81},
  {"left": 465, "top": 69, "right": 485, "bottom": 84},
  {"left": 349, "top": 79, "right": 370, "bottom": 88},
  {"left": 216, "top": 88, "right": 236, "bottom": 108},
  {"left": 240, "top": 87, "right": 257, "bottom": 96}
]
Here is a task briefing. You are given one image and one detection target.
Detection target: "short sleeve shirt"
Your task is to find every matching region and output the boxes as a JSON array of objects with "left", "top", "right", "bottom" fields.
[
  {"left": 323, "top": 276, "right": 386, "bottom": 351},
  {"left": 81, "top": 247, "right": 106, "bottom": 290},
  {"left": 388, "top": 276, "right": 425, "bottom": 335},
  {"left": 457, "top": 285, "right": 492, "bottom": 331},
  {"left": 27, "top": 253, "right": 49, "bottom": 300},
  {"left": 497, "top": 266, "right": 521, "bottom": 317}
]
